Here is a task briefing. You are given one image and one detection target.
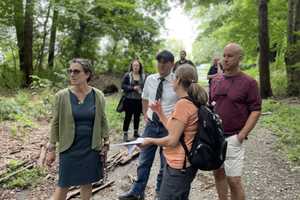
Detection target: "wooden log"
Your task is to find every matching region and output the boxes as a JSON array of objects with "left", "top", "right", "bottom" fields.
[
  {"left": 66, "top": 180, "right": 114, "bottom": 199},
  {"left": 107, "top": 151, "right": 121, "bottom": 162},
  {"left": 120, "top": 150, "right": 140, "bottom": 165},
  {"left": 37, "top": 144, "right": 48, "bottom": 167},
  {"left": 92, "top": 180, "right": 114, "bottom": 194}
]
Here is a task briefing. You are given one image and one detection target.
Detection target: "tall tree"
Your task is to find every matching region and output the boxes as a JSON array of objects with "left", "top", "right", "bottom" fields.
[
  {"left": 48, "top": 0, "right": 59, "bottom": 69},
  {"left": 22, "top": 0, "right": 34, "bottom": 87},
  {"left": 12, "top": 0, "right": 25, "bottom": 75},
  {"left": 36, "top": 1, "right": 51, "bottom": 71},
  {"left": 285, "top": 0, "right": 300, "bottom": 96},
  {"left": 258, "top": 0, "right": 272, "bottom": 98}
]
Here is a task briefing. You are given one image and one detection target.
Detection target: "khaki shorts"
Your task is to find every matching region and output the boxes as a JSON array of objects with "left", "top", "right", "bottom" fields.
[{"left": 223, "top": 134, "right": 245, "bottom": 177}]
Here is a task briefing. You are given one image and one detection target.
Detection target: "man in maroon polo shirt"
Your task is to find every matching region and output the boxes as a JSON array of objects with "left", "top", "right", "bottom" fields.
[{"left": 211, "top": 43, "right": 261, "bottom": 200}]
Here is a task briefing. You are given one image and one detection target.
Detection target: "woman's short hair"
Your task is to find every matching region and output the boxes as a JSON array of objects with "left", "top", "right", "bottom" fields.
[{"left": 70, "top": 58, "right": 93, "bottom": 82}]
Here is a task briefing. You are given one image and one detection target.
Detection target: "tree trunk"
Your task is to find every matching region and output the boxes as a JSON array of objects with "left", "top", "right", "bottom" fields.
[
  {"left": 23, "top": 0, "right": 34, "bottom": 87},
  {"left": 285, "top": 0, "right": 300, "bottom": 96},
  {"left": 36, "top": 1, "right": 51, "bottom": 71},
  {"left": 258, "top": 0, "right": 272, "bottom": 98},
  {"left": 73, "top": 17, "right": 86, "bottom": 58},
  {"left": 48, "top": 0, "right": 59, "bottom": 69},
  {"left": 12, "top": 0, "right": 25, "bottom": 73}
]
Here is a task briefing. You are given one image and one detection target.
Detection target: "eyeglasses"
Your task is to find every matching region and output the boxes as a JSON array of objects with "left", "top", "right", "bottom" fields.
[{"left": 67, "top": 69, "right": 82, "bottom": 75}]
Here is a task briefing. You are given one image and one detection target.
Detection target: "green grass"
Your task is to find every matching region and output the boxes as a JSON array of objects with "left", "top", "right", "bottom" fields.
[
  {"left": 261, "top": 99, "right": 300, "bottom": 164},
  {"left": 105, "top": 94, "right": 125, "bottom": 135}
]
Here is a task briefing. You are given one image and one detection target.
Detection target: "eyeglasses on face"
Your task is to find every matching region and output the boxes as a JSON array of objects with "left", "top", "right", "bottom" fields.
[{"left": 67, "top": 69, "right": 82, "bottom": 75}]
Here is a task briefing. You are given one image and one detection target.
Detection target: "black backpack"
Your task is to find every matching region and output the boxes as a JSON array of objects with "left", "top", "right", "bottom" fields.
[{"left": 180, "top": 98, "right": 227, "bottom": 171}]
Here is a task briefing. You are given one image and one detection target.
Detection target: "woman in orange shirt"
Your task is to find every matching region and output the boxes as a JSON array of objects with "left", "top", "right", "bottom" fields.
[{"left": 139, "top": 64, "right": 208, "bottom": 200}]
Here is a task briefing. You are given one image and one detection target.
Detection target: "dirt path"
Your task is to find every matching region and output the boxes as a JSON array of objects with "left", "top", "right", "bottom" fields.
[
  {"left": 92, "top": 124, "right": 300, "bottom": 200},
  {"left": 1, "top": 121, "right": 300, "bottom": 200}
]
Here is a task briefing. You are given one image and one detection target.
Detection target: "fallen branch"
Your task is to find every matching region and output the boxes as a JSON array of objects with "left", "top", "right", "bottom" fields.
[
  {"left": 261, "top": 111, "right": 272, "bottom": 116},
  {"left": 9, "top": 150, "right": 21, "bottom": 155},
  {"left": 201, "top": 183, "right": 215, "bottom": 191},
  {"left": 120, "top": 150, "right": 139, "bottom": 165},
  {"left": 37, "top": 144, "right": 48, "bottom": 167},
  {"left": 92, "top": 180, "right": 114, "bottom": 194},
  {"left": 0, "top": 160, "right": 30, "bottom": 179},
  {"left": 66, "top": 180, "right": 114, "bottom": 200},
  {"left": 128, "top": 174, "right": 136, "bottom": 184},
  {"left": 0, "top": 163, "right": 34, "bottom": 184}
]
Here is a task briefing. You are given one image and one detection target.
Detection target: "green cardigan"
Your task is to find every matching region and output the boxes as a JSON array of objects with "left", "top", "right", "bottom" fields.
[{"left": 49, "top": 87, "right": 109, "bottom": 153}]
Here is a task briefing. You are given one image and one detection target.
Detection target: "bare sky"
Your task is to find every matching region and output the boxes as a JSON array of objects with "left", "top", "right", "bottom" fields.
[{"left": 163, "top": 3, "right": 198, "bottom": 54}]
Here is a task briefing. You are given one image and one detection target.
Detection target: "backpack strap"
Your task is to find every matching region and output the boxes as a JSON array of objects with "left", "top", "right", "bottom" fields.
[
  {"left": 180, "top": 134, "right": 189, "bottom": 169},
  {"left": 179, "top": 96, "right": 204, "bottom": 170},
  {"left": 179, "top": 96, "right": 196, "bottom": 170}
]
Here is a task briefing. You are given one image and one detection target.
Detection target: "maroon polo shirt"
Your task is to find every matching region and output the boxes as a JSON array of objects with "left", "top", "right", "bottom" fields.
[{"left": 211, "top": 72, "right": 262, "bottom": 135}]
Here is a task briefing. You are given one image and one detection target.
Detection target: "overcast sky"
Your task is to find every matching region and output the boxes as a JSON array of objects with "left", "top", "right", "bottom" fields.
[{"left": 163, "top": 3, "right": 198, "bottom": 54}]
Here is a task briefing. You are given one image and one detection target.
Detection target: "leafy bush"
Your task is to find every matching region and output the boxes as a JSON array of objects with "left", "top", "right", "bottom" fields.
[
  {"left": 30, "top": 75, "right": 53, "bottom": 89},
  {"left": 0, "top": 63, "right": 22, "bottom": 89},
  {"left": 0, "top": 98, "right": 21, "bottom": 121},
  {"left": 243, "top": 63, "right": 287, "bottom": 97}
]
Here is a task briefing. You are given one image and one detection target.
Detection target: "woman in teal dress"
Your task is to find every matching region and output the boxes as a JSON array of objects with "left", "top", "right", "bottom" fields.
[{"left": 46, "top": 58, "right": 109, "bottom": 200}]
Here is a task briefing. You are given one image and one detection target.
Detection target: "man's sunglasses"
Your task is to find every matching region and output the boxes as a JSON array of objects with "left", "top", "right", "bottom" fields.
[{"left": 67, "top": 69, "right": 82, "bottom": 75}]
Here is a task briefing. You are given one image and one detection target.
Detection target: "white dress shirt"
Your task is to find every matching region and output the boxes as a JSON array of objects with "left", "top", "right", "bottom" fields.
[{"left": 142, "top": 72, "right": 178, "bottom": 120}]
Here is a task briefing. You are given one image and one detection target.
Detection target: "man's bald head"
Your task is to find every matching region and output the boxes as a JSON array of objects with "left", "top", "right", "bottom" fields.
[
  {"left": 223, "top": 43, "right": 243, "bottom": 71},
  {"left": 224, "top": 43, "right": 243, "bottom": 60}
]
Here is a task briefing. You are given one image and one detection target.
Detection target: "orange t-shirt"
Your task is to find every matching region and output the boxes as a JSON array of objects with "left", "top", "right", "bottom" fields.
[{"left": 163, "top": 98, "right": 198, "bottom": 169}]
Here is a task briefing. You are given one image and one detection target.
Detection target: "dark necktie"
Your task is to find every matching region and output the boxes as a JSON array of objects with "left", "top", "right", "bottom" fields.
[{"left": 152, "top": 77, "right": 165, "bottom": 122}]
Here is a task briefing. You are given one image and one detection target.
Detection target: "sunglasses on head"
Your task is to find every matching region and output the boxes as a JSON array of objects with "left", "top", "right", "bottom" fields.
[
  {"left": 70, "top": 58, "right": 90, "bottom": 68},
  {"left": 67, "top": 69, "right": 82, "bottom": 75}
]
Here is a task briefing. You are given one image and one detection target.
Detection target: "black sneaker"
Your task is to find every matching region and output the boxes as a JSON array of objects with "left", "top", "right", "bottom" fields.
[
  {"left": 123, "top": 133, "right": 129, "bottom": 142},
  {"left": 118, "top": 191, "right": 144, "bottom": 200},
  {"left": 133, "top": 133, "right": 140, "bottom": 138}
]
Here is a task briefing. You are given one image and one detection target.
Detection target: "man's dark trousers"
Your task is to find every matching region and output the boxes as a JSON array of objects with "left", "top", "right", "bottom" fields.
[{"left": 131, "top": 120, "right": 167, "bottom": 196}]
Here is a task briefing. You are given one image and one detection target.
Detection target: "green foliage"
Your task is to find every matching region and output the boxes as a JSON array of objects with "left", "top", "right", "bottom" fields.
[
  {"left": 261, "top": 99, "right": 300, "bottom": 164},
  {"left": 0, "top": 98, "right": 21, "bottom": 121},
  {"left": 2, "top": 160, "right": 45, "bottom": 189},
  {"left": 243, "top": 66, "right": 259, "bottom": 80},
  {"left": 243, "top": 63, "right": 288, "bottom": 97},
  {"left": 0, "top": 89, "right": 55, "bottom": 125},
  {"left": 0, "top": 0, "right": 169, "bottom": 89},
  {"left": 191, "top": 0, "right": 287, "bottom": 64},
  {"left": 0, "top": 63, "right": 22, "bottom": 89},
  {"left": 30, "top": 75, "right": 53, "bottom": 89}
]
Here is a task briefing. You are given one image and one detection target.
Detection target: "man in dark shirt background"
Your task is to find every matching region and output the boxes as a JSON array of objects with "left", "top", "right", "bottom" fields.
[
  {"left": 211, "top": 43, "right": 261, "bottom": 200},
  {"left": 173, "top": 50, "right": 195, "bottom": 72},
  {"left": 207, "top": 57, "right": 223, "bottom": 103}
]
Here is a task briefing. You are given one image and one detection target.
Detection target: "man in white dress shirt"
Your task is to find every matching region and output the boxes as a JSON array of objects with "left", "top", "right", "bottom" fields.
[{"left": 119, "top": 50, "right": 178, "bottom": 200}]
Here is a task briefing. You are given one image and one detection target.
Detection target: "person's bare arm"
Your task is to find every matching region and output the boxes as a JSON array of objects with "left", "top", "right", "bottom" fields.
[
  {"left": 207, "top": 74, "right": 218, "bottom": 80},
  {"left": 142, "top": 99, "right": 149, "bottom": 123},
  {"left": 237, "top": 111, "right": 261, "bottom": 142},
  {"left": 141, "top": 118, "right": 184, "bottom": 148}
]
